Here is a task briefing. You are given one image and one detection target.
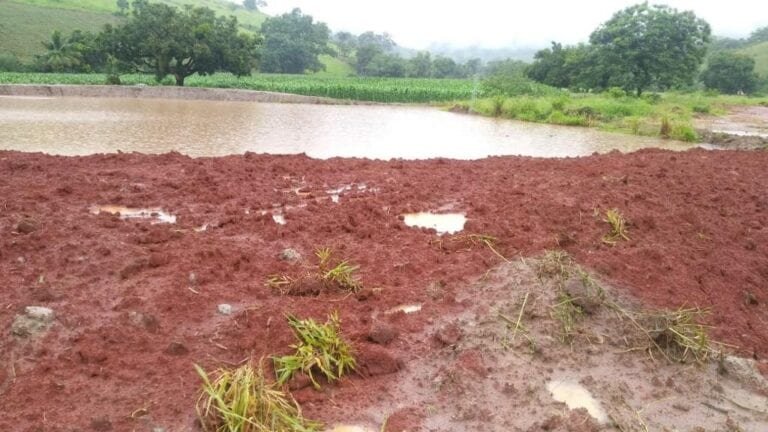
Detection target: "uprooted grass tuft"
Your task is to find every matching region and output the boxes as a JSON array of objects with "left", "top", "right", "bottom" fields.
[
  {"left": 602, "top": 208, "right": 630, "bottom": 245},
  {"left": 195, "top": 362, "right": 321, "bottom": 432},
  {"left": 642, "top": 307, "right": 720, "bottom": 363},
  {"left": 551, "top": 292, "right": 584, "bottom": 343},
  {"left": 431, "top": 233, "right": 510, "bottom": 262},
  {"left": 273, "top": 312, "right": 356, "bottom": 389},
  {"left": 608, "top": 303, "right": 723, "bottom": 363},
  {"left": 535, "top": 250, "right": 573, "bottom": 282},
  {"left": 267, "top": 247, "right": 363, "bottom": 295}
]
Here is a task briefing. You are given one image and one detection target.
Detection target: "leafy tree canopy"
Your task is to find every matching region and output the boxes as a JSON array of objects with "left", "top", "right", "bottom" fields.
[
  {"left": 701, "top": 51, "right": 759, "bottom": 94},
  {"left": 259, "top": 8, "right": 330, "bottom": 74},
  {"left": 589, "top": 2, "right": 711, "bottom": 95},
  {"left": 106, "top": 0, "right": 259, "bottom": 85}
]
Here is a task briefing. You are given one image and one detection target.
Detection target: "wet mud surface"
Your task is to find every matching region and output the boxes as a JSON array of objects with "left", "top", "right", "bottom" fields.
[{"left": 1, "top": 149, "right": 767, "bottom": 431}]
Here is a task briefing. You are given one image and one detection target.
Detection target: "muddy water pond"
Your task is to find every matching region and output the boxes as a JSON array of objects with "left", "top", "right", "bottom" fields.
[{"left": 0, "top": 96, "right": 694, "bottom": 159}]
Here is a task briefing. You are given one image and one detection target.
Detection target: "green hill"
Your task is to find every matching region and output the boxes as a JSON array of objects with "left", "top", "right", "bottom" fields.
[
  {"left": 0, "top": 0, "right": 268, "bottom": 61},
  {"left": 738, "top": 41, "right": 768, "bottom": 78}
]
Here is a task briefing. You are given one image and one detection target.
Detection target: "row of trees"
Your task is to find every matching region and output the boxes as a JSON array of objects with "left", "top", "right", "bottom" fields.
[
  {"left": 32, "top": 0, "right": 260, "bottom": 86},
  {"left": 525, "top": 3, "right": 763, "bottom": 95}
]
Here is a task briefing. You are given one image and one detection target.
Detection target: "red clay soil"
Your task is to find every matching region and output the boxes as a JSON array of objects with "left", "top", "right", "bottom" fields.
[{"left": 1, "top": 148, "right": 767, "bottom": 431}]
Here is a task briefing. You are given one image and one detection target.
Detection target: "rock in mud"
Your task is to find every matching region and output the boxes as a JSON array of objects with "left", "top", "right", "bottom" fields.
[
  {"left": 357, "top": 344, "right": 403, "bottom": 377},
  {"left": 367, "top": 321, "right": 398, "bottom": 345},
  {"left": 11, "top": 306, "right": 55, "bottom": 338},
  {"left": 720, "top": 355, "right": 768, "bottom": 392},
  {"left": 15, "top": 219, "right": 39, "bottom": 234},
  {"left": 279, "top": 248, "right": 301, "bottom": 262},
  {"left": 217, "top": 304, "right": 233, "bottom": 315},
  {"left": 164, "top": 342, "right": 189, "bottom": 356}
]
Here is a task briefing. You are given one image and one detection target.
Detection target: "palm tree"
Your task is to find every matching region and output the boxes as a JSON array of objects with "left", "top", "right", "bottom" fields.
[{"left": 37, "top": 31, "right": 83, "bottom": 72}]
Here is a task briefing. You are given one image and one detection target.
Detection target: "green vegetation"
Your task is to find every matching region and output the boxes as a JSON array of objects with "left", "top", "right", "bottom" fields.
[
  {"left": 0, "top": 71, "right": 476, "bottom": 102},
  {"left": 527, "top": 4, "right": 711, "bottom": 95},
  {"left": 195, "top": 362, "right": 321, "bottom": 432},
  {"left": 0, "top": 1, "right": 121, "bottom": 63},
  {"left": 259, "top": 9, "right": 330, "bottom": 74},
  {"left": 459, "top": 90, "right": 768, "bottom": 142},
  {"left": 702, "top": 52, "right": 760, "bottom": 94},
  {"left": 738, "top": 41, "right": 768, "bottom": 79},
  {"left": 273, "top": 312, "right": 356, "bottom": 389},
  {"left": 105, "top": 0, "right": 259, "bottom": 85}
]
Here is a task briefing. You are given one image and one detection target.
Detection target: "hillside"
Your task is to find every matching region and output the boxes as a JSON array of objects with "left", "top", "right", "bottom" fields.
[
  {"left": 0, "top": 0, "right": 268, "bottom": 61},
  {"left": 738, "top": 41, "right": 768, "bottom": 78}
]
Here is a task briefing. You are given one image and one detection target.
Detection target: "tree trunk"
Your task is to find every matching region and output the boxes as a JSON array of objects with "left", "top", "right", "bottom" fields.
[
  {"left": 175, "top": 75, "right": 185, "bottom": 86},
  {"left": 636, "top": 87, "right": 642, "bottom": 97}
]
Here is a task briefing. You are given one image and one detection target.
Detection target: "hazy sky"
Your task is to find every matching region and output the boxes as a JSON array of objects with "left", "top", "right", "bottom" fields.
[{"left": 261, "top": 0, "right": 768, "bottom": 49}]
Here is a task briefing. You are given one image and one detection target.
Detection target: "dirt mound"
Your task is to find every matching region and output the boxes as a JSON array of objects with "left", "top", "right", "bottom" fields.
[{"left": 0, "top": 148, "right": 767, "bottom": 430}]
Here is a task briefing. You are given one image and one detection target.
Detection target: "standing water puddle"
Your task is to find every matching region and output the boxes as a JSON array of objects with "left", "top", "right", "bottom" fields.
[
  {"left": 403, "top": 212, "right": 466, "bottom": 235},
  {"left": 385, "top": 304, "right": 423, "bottom": 315},
  {"left": 0, "top": 97, "right": 696, "bottom": 158},
  {"left": 546, "top": 380, "right": 608, "bottom": 424},
  {"left": 90, "top": 205, "right": 176, "bottom": 224}
]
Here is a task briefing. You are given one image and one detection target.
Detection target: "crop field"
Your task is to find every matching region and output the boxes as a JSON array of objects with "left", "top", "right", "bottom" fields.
[{"left": 0, "top": 72, "right": 479, "bottom": 102}]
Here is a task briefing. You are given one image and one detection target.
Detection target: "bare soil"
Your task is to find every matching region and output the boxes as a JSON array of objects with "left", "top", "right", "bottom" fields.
[{"left": 1, "top": 148, "right": 767, "bottom": 431}]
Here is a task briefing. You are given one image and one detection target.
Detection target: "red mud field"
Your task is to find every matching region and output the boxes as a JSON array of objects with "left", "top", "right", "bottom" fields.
[{"left": 1, "top": 148, "right": 768, "bottom": 431}]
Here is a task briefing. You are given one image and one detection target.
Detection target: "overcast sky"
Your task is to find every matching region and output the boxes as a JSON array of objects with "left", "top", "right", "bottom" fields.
[{"left": 260, "top": 0, "right": 768, "bottom": 49}]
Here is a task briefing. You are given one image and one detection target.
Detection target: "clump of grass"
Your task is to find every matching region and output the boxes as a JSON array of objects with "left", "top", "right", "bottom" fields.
[
  {"left": 602, "top": 208, "right": 630, "bottom": 245},
  {"left": 267, "top": 247, "right": 363, "bottom": 295},
  {"left": 536, "top": 250, "right": 573, "bottom": 282},
  {"left": 273, "top": 312, "right": 356, "bottom": 389},
  {"left": 608, "top": 302, "right": 722, "bottom": 363},
  {"left": 551, "top": 292, "right": 584, "bottom": 342},
  {"left": 195, "top": 362, "right": 321, "bottom": 432},
  {"left": 643, "top": 308, "right": 719, "bottom": 363}
]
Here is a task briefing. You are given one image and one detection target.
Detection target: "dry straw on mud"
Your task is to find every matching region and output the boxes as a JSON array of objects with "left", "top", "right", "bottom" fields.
[
  {"left": 267, "top": 247, "right": 363, "bottom": 294},
  {"left": 273, "top": 312, "right": 356, "bottom": 389},
  {"left": 195, "top": 362, "right": 321, "bottom": 432},
  {"left": 602, "top": 208, "right": 630, "bottom": 245}
]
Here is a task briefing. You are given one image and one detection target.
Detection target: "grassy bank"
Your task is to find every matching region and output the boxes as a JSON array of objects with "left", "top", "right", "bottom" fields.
[
  {"left": 457, "top": 92, "right": 768, "bottom": 142},
  {"left": 0, "top": 72, "right": 477, "bottom": 103}
]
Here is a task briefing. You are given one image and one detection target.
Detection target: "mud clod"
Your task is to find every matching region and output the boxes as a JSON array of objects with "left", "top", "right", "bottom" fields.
[
  {"left": 357, "top": 344, "right": 403, "bottom": 377},
  {"left": 11, "top": 306, "right": 55, "bottom": 338},
  {"left": 15, "top": 219, "right": 39, "bottom": 234},
  {"left": 164, "top": 341, "right": 189, "bottom": 356},
  {"left": 280, "top": 248, "right": 302, "bottom": 262},
  {"left": 367, "top": 321, "right": 398, "bottom": 345}
]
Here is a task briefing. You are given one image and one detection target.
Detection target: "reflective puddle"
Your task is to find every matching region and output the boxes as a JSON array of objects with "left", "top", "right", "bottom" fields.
[
  {"left": 403, "top": 212, "right": 466, "bottom": 235},
  {"left": 326, "top": 426, "right": 376, "bottom": 432},
  {"left": 385, "top": 304, "right": 422, "bottom": 315},
  {"left": 546, "top": 379, "right": 608, "bottom": 424},
  {"left": 90, "top": 205, "right": 176, "bottom": 224}
]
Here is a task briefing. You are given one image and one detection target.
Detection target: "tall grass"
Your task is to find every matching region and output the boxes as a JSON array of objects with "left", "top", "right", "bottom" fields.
[{"left": 461, "top": 90, "right": 768, "bottom": 142}]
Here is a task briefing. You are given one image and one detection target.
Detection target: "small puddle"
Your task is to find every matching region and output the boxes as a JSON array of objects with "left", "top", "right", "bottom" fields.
[
  {"left": 546, "top": 380, "right": 608, "bottom": 424},
  {"left": 403, "top": 212, "right": 466, "bottom": 235},
  {"left": 385, "top": 304, "right": 422, "bottom": 315},
  {"left": 272, "top": 214, "right": 286, "bottom": 225},
  {"left": 326, "top": 426, "right": 376, "bottom": 432},
  {"left": 90, "top": 205, "right": 176, "bottom": 224}
]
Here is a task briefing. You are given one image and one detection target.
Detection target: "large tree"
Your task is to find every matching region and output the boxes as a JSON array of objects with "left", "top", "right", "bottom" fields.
[
  {"left": 590, "top": 3, "right": 711, "bottom": 95},
  {"left": 108, "top": 0, "right": 259, "bottom": 85},
  {"left": 259, "top": 8, "right": 330, "bottom": 74},
  {"left": 701, "top": 52, "right": 759, "bottom": 94}
]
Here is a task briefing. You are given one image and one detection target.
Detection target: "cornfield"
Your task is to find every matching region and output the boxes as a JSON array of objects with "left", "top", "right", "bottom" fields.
[{"left": 0, "top": 72, "right": 478, "bottom": 103}]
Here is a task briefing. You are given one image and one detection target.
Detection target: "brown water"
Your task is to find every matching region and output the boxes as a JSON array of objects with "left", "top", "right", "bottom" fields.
[{"left": 0, "top": 96, "right": 695, "bottom": 159}]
